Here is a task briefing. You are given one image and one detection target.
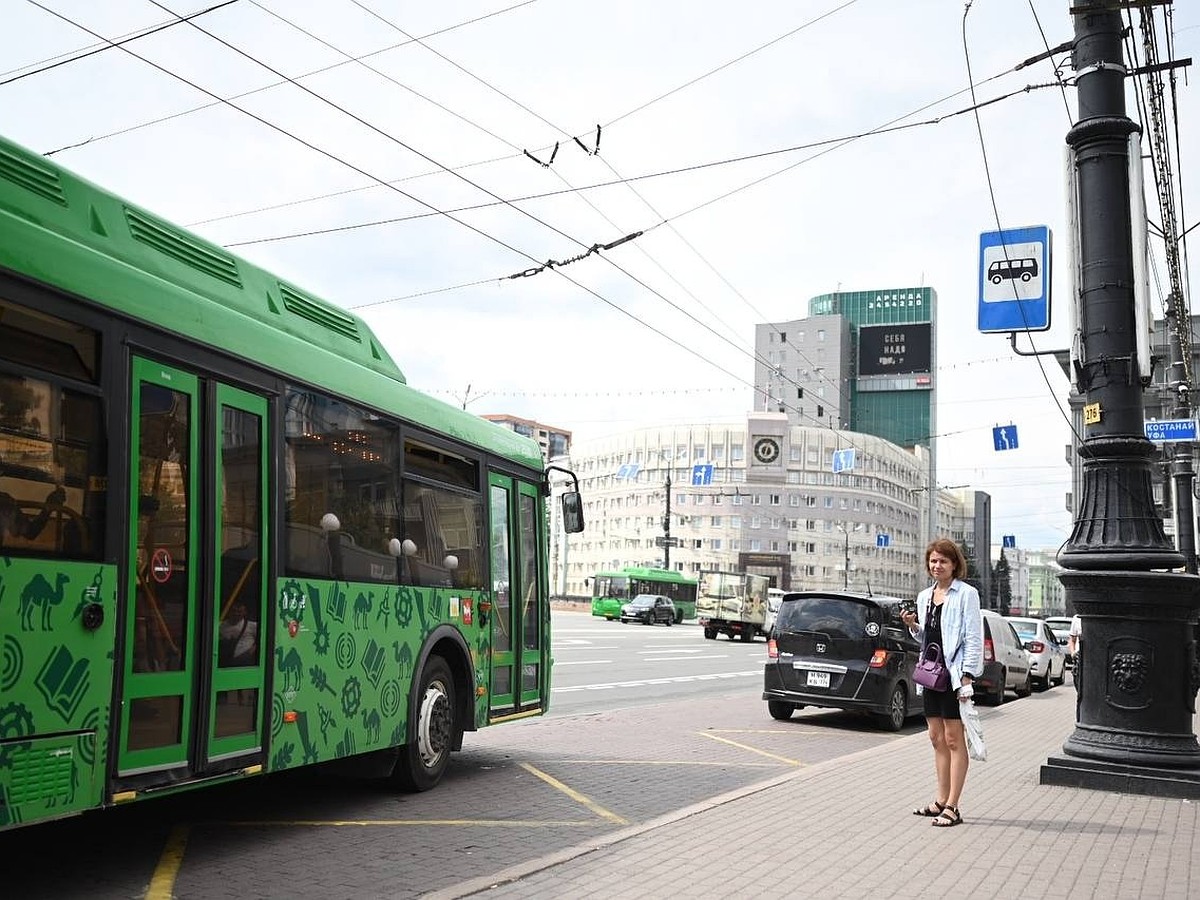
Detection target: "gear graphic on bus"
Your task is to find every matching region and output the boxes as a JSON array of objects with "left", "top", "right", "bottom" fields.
[
  {"left": 0, "top": 703, "right": 35, "bottom": 769},
  {"left": 341, "top": 675, "right": 362, "bottom": 718}
]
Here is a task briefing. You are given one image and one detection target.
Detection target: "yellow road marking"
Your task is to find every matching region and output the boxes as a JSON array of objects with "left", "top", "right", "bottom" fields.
[
  {"left": 224, "top": 818, "right": 596, "bottom": 827},
  {"left": 145, "top": 824, "right": 188, "bottom": 900},
  {"left": 697, "top": 732, "right": 803, "bottom": 766},
  {"left": 519, "top": 763, "right": 629, "bottom": 825}
]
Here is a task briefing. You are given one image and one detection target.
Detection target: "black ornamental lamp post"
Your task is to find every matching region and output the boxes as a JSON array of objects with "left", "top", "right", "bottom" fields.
[{"left": 1040, "top": 4, "right": 1200, "bottom": 796}]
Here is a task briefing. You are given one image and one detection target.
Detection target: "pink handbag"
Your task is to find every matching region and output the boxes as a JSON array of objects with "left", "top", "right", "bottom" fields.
[{"left": 913, "top": 643, "right": 950, "bottom": 691}]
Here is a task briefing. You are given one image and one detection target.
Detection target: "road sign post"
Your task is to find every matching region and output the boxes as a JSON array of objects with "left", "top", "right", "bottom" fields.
[
  {"left": 832, "top": 448, "right": 856, "bottom": 473},
  {"left": 978, "top": 225, "right": 1052, "bottom": 333},
  {"left": 992, "top": 425, "right": 1019, "bottom": 451},
  {"left": 1144, "top": 419, "right": 1198, "bottom": 442}
]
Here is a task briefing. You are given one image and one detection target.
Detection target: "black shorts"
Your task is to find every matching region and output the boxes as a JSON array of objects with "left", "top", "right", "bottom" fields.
[{"left": 922, "top": 686, "right": 962, "bottom": 720}]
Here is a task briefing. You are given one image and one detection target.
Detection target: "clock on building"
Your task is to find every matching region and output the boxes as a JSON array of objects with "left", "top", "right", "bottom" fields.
[{"left": 753, "top": 436, "right": 780, "bottom": 464}]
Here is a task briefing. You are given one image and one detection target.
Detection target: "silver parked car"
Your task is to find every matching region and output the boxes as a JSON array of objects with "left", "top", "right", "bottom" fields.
[
  {"left": 977, "top": 610, "right": 1032, "bottom": 705},
  {"left": 1005, "top": 616, "right": 1068, "bottom": 691},
  {"left": 1044, "top": 616, "right": 1074, "bottom": 666}
]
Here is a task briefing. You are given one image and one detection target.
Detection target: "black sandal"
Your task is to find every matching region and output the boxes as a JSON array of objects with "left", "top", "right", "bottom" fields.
[
  {"left": 931, "top": 806, "right": 962, "bottom": 827},
  {"left": 912, "top": 800, "right": 946, "bottom": 817}
]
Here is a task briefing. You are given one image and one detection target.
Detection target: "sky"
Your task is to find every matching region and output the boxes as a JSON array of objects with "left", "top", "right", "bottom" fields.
[{"left": 1, "top": 0, "right": 1196, "bottom": 553}]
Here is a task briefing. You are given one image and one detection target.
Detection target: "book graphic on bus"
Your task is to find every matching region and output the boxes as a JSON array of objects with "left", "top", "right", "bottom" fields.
[{"left": 35, "top": 645, "right": 90, "bottom": 723}]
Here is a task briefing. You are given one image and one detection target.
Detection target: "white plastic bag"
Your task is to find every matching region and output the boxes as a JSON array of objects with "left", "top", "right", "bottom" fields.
[{"left": 963, "top": 700, "right": 987, "bottom": 762}]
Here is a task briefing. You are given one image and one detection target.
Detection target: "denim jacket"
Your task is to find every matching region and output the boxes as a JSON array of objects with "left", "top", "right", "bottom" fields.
[{"left": 910, "top": 579, "right": 983, "bottom": 691}]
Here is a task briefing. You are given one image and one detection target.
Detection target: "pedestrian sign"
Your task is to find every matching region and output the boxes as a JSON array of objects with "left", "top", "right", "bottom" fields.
[
  {"left": 1002, "top": 535, "right": 1016, "bottom": 549},
  {"left": 691, "top": 464, "right": 714, "bottom": 485},
  {"left": 978, "top": 225, "right": 1051, "bottom": 333},
  {"left": 832, "top": 448, "right": 856, "bottom": 473},
  {"left": 616, "top": 462, "right": 640, "bottom": 479},
  {"left": 992, "top": 425, "right": 1018, "bottom": 451},
  {"left": 876, "top": 533, "right": 891, "bottom": 548}
]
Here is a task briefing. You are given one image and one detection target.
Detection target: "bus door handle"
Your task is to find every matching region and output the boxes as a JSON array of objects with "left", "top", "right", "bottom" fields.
[{"left": 81, "top": 602, "right": 105, "bottom": 631}]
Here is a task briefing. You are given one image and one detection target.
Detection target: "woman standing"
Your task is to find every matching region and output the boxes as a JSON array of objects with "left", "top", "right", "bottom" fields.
[{"left": 900, "top": 539, "right": 983, "bottom": 828}]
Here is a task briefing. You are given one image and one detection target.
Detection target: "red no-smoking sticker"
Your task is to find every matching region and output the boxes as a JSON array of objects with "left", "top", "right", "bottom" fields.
[{"left": 150, "top": 548, "right": 172, "bottom": 583}]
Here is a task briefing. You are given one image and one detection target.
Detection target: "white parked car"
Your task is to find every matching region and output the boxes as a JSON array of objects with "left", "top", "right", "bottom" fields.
[{"left": 1005, "top": 616, "right": 1068, "bottom": 691}]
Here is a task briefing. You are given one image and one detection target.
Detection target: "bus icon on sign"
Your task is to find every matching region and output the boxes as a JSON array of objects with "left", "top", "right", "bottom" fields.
[{"left": 988, "top": 258, "right": 1038, "bottom": 284}]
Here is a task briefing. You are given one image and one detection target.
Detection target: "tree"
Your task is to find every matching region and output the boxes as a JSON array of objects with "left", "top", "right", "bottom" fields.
[
  {"left": 960, "top": 542, "right": 984, "bottom": 595},
  {"left": 991, "top": 550, "right": 1012, "bottom": 613}
]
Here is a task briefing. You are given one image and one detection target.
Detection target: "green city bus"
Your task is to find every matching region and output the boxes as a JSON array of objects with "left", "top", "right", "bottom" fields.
[
  {"left": 0, "top": 132, "right": 583, "bottom": 832},
  {"left": 590, "top": 567, "right": 699, "bottom": 623}
]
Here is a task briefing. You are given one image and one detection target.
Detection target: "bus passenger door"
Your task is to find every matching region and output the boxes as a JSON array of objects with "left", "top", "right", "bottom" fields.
[
  {"left": 117, "top": 359, "right": 269, "bottom": 782},
  {"left": 205, "top": 384, "right": 268, "bottom": 765},
  {"left": 487, "top": 475, "right": 546, "bottom": 717}
]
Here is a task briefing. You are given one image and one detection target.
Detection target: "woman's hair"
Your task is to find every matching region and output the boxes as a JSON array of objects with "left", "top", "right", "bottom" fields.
[{"left": 925, "top": 538, "right": 967, "bottom": 581}]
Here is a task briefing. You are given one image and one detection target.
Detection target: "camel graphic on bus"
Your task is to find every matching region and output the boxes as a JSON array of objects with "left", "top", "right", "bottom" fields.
[{"left": 987, "top": 257, "right": 1039, "bottom": 284}]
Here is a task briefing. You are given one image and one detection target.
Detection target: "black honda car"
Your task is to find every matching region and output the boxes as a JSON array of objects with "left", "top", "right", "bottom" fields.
[{"left": 762, "top": 591, "right": 923, "bottom": 731}]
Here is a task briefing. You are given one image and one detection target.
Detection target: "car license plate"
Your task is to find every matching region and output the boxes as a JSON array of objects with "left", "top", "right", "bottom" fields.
[{"left": 806, "top": 670, "right": 830, "bottom": 688}]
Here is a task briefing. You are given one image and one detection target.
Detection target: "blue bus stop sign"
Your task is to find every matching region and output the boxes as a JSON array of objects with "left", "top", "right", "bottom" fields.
[{"left": 978, "top": 225, "right": 1051, "bottom": 333}]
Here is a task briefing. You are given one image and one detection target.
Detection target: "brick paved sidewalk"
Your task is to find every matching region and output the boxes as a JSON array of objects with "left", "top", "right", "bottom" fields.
[{"left": 425, "top": 685, "right": 1199, "bottom": 900}]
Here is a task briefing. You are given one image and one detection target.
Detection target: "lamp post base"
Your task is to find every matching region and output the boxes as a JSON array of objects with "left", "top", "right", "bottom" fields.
[
  {"left": 1041, "top": 755, "right": 1200, "bottom": 799},
  {"left": 1045, "top": 569, "right": 1200, "bottom": 793}
]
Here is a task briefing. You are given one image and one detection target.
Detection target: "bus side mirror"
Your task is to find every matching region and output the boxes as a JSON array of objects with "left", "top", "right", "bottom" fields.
[{"left": 562, "top": 491, "right": 585, "bottom": 533}]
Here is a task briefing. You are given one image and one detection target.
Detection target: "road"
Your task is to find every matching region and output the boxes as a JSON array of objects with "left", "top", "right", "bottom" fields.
[
  {"left": 0, "top": 609, "right": 918, "bottom": 899},
  {"left": 549, "top": 608, "right": 766, "bottom": 716}
]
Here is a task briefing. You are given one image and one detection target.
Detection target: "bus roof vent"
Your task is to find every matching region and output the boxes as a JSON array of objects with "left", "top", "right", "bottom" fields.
[
  {"left": 0, "top": 145, "right": 67, "bottom": 206},
  {"left": 125, "top": 207, "right": 242, "bottom": 287},
  {"left": 278, "top": 283, "right": 361, "bottom": 342}
]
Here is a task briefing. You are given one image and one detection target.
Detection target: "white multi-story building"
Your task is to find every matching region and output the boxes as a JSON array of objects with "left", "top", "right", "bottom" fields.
[{"left": 557, "top": 412, "right": 981, "bottom": 599}]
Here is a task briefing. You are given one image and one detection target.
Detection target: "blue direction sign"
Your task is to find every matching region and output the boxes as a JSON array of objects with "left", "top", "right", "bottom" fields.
[
  {"left": 978, "top": 225, "right": 1051, "bottom": 333},
  {"left": 616, "top": 462, "right": 640, "bottom": 479},
  {"left": 992, "top": 425, "right": 1019, "bottom": 451},
  {"left": 1002, "top": 535, "right": 1016, "bottom": 549},
  {"left": 691, "top": 464, "right": 714, "bottom": 485},
  {"left": 876, "top": 533, "right": 891, "bottom": 548},
  {"left": 832, "top": 448, "right": 856, "bottom": 473},
  {"left": 1145, "top": 419, "right": 1198, "bottom": 442}
]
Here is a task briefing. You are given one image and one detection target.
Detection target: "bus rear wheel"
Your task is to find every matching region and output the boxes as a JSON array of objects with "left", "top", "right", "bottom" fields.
[{"left": 392, "top": 655, "right": 455, "bottom": 792}]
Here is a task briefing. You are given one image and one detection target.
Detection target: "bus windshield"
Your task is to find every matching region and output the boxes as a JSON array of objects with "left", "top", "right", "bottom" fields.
[{"left": 592, "top": 575, "right": 630, "bottom": 598}]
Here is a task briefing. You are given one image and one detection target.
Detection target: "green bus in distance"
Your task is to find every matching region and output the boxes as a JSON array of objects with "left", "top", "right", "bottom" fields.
[{"left": 589, "top": 567, "right": 698, "bottom": 623}]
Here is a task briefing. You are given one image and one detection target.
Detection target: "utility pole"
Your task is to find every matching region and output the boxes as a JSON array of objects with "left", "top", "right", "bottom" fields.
[
  {"left": 1169, "top": 316, "right": 1197, "bottom": 574},
  {"left": 843, "top": 527, "right": 850, "bottom": 590},
  {"left": 1042, "top": 3, "right": 1200, "bottom": 795},
  {"left": 663, "top": 471, "right": 672, "bottom": 570}
]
